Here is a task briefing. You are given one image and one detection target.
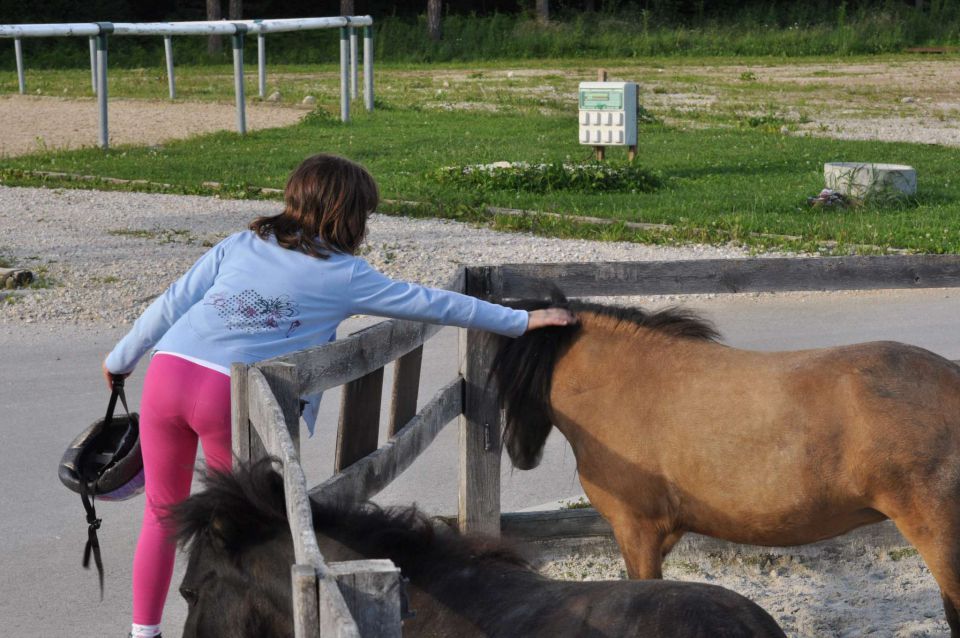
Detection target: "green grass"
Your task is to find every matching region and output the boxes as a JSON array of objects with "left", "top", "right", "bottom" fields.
[{"left": 3, "top": 103, "right": 958, "bottom": 254}]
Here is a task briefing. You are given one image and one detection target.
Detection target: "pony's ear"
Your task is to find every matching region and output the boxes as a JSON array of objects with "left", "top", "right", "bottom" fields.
[
  {"left": 548, "top": 286, "right": 568, "bottom": 307},
  {"left": 208, "top": 511, "right": 237, "bottom": 551}
]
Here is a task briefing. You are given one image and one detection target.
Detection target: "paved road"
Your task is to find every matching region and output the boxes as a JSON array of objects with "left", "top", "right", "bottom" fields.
[{"left": 2, "top": 287, "right": 960, "bottom": 637}]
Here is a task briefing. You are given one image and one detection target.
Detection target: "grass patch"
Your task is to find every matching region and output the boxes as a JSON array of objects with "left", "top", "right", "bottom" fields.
[
  {"left": 561, "top": 497, "right": 593, "bottom": 510},
  {"left": 887, "top": 547, "right": 920, "bottom": 561},
  {"left": 2, "top": 94, "right": 960, "bottom": 254}
]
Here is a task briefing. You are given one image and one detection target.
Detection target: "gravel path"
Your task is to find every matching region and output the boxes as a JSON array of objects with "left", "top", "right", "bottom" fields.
[{"left": 0, "top": 185, "right": 749, "bottom": 327}]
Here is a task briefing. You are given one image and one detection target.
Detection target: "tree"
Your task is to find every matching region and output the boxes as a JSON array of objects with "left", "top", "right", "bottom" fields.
[
  {"left": 536, "top": 0, "right": 549, "bottom": 24},
  {"left": 428, "top": 0, "right": 442, "bottom": 41},
  {"left": 340, "top": 0, "right": 355, "bottom": 15},
  {"left": 229, "top": 0, "right": 242, "bottom": 20},
  {"left": 206, "top": 0, "right": 222, "bottom": 55}
]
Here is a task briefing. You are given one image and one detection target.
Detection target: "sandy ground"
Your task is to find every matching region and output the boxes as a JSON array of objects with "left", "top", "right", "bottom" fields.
[{"left": 0, "top": 95, "right": 307, "bottom": 156}]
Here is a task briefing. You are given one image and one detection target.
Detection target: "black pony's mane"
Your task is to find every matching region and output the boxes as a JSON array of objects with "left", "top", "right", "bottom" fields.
[
  {"left": 172, "top": 459, "right": 530, "bottom": 578},
  {"left": 489, "top": 290, "right": 721, "bottom": 470}
]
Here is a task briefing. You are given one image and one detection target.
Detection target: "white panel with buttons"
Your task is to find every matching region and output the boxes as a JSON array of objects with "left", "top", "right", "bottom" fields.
[{"left": 578, "top": 81, "right": 638, "bottom": 147}]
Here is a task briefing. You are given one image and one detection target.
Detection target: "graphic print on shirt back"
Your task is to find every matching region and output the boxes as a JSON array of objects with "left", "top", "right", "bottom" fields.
[{"left": 205, "top": 290, "right": 301, "bottom": 336}]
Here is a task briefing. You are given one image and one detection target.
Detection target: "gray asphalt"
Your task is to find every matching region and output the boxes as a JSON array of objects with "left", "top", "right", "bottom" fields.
[{"left": 3, "top": 287, "right": 960, "bottom": 637}]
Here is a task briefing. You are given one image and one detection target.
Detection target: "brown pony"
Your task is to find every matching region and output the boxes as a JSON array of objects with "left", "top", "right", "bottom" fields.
[{"left": 489, "top": 292, "right": 960, "bottom": 635}]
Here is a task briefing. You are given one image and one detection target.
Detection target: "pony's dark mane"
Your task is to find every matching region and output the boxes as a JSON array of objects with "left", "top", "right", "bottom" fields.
[
  {"left": 489, "top": 290, "right": 721, "bottom": 470},
  {"left": 172, "top": 459, "right": 530, "bottom": 577}
]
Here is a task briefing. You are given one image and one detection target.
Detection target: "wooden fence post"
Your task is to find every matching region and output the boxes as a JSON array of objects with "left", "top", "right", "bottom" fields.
[
  {"left": 292, "top": 564, "right": 322, "bottom": 638},
  {"left": 231, "top": 362, "right": 268, "bottom": 465},
  {"left": 388, "top": 346, "right": 423, "bottom": 436},
  {"left": 458, "top": 266, "right": 502, "bottom": 537},
  {"left": 328, "top": 560, "right": 402, "bottom": 638},
  {"left": 336, "top": 367, "right": 384, "bottom": 471},
  {"left": 260, "top": 361, "right": 301, "bottom": 456}
]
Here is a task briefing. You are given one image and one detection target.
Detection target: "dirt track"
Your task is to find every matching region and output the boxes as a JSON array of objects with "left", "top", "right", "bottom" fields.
[{"left": 0, "top": 95, "right": 306, "bottom": 156}]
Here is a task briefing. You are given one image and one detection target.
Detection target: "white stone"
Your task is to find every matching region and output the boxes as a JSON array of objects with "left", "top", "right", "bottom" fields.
[
  {"left": 302, "top": 95, "right": 317, "bottom": 106},
  {"left": 824, "top": 162, "right": 917, "bottom": 198},
  {"left": 266, "top": 91, "right": 281, "bottom": 102}
]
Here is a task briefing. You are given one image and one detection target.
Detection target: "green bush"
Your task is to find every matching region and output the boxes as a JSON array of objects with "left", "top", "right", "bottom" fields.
[{"left": 433, "top": 161, "right": 663, "bottom": 195}]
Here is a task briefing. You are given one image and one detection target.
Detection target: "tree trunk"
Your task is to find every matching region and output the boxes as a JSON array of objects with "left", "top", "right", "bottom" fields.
[
  {"left": 228, "top": 0, "right": 242, "bottom": 20},
  {"left": 340, "top": 0, "right": 355, "bottom": 16},
  {"left": 584, "top": 0, "right": 595, "bottom": 11},
  {"left": 427, "top": 0, "right": 442, "bottom": 41},
  {"left": 206, "top": 0, "right": 222, "bottom": 56},
  {"left": 536, "top": 0, "right": 550, "bottom": 24}
]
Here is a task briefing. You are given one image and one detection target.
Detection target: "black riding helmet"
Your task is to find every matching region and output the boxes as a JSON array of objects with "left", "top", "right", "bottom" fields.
[
  {"left": 58, "top": 376, "right": 143, "bottom": 597},
  {"left": 59, "top": 376, "right": 144, "bottom": 501}
]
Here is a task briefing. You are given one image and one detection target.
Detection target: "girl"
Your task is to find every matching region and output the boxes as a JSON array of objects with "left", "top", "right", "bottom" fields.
[{"left": 103, "top": 154, "right": 575, "bottom": 638}]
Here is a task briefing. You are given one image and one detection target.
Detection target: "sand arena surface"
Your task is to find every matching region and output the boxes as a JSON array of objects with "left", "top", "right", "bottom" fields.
[{"left": 0, "top": 95, "right": 306, "bottom": 156}]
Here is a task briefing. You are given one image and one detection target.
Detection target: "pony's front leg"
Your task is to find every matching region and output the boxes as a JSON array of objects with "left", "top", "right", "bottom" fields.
[{"left": 610, "top": 521, "right": 667, "bottom": 579}]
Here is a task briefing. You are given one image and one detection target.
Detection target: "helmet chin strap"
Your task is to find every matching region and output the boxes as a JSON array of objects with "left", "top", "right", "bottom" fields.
[
  {"left": 78, "top": 374, "right": 131, "bottom": 600},
  {"left": 79, "top": 477, "right": 104, "bottom": 599}
]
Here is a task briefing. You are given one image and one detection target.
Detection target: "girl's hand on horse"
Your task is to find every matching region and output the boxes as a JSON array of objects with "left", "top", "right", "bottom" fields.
[
  {"left": 102, "top": 359, "right": 129, "bottom": 391},
  {"left": 526, "top": 308, "right": 578, "bottom": 332}
]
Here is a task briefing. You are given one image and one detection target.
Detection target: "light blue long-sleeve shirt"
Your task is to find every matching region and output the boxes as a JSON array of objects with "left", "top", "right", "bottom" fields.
[{"left": 105, "top": 230, "right": 529, "bottom": 431}]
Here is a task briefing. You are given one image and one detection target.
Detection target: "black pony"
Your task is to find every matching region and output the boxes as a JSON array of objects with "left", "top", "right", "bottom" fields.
[{"left": 172, "top": 460, "right": 786, "bottom": 637}]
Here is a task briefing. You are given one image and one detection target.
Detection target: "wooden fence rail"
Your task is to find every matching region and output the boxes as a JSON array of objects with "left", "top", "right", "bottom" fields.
[{"left": 490, "top": 255, "right": 960, "bottom": 300}]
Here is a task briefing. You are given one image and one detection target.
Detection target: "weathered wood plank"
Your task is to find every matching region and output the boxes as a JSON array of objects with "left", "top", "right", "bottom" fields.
[
  {"left": 311, "top": 378, "right": 462, "bottom": 505},
  {"left": 247, "top": 369, "right": 324, "bottom": 568},
  {"left": 248, "top": 368, "right": 362, "bottom": 637},
  {"left": 328, "top": 560, "right": 402, "bottom": 638},
  {"left": 336, "top": 367, "right": 385, "bottom": 472},
  {"left": 292, "top": 564, "right": 321, "bottom": 638},
  {"left": 498, "top": 508, "right": 909, "bottom": 553},
  {"left": 458, "top": 266, "right": 503, "bottom": 537},
  {"left": 489, "top": 255, "right": 960, "bottom": 300},
  {"left": 319, "top": 577, "right": 362, "bottom": 638},
  {"left": 231, "top": 363, "right": 250, "bottom": 465},
  {"left": 267, "top": 319, "right": 442, "bottom": 396},
  {"left": 388, "top": 345, "right": 423, "bottom": 437},
  {"left": 260, "top": 362, "right": 301, "bottom": 456}
]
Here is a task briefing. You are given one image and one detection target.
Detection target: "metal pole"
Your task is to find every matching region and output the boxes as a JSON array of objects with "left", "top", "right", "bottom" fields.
[
  {"left": 95, "top": 24, "right": 112, "bottom": 149},
  {"left": 339, "top": 26, "right": 349, "bottom": 122},
  {"left": 257, "top": 33, "right": 266, "bottom": 98},
  {"left": 14, "top": 38, "right": 24, "bottom": 94},
  {"left": 88, "top": 36, "right": 97, "bottom": 94},
  {"left": 363, "top": 25, "right": 373, "bottom": 112},
  {"left": 232, "top": 25, "right": 247, "bottom": 134},
  {"left": 349, "top": 26, "right": 358, "bottom": 100},
  {"left": 163, "top": 36, "right": 176, "bottom": 99}
]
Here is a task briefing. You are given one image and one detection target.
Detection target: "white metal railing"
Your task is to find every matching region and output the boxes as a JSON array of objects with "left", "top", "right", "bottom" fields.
[{"left": 0, "top": 16, "right": 375, "bottom": 148}]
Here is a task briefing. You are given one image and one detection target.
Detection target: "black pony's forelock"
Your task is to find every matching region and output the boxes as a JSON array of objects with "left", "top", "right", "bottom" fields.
[
  {"left": 489, "top": 290, "right": 721, "bottom": 471},
  {"left": 171, "top": 459, "right": 531, "bottom": 575}
]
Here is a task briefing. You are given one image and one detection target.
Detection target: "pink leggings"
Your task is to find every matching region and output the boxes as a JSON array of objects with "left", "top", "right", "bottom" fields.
[{"left": 133, "top": 354, "right": 232, "bottom": 626}]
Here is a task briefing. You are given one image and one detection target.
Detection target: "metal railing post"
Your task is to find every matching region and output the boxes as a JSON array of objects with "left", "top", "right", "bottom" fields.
[
  {"left": 163, "top": 35, "right": 176, "bottom": 99},
  {"left": 231, "top": 23, "right": 247, "bottom": 135},
  {"left": 14, "top": 38, "right": 24, "bottom": 94},
  {"left": 349, "top": 25, "right": 358, "bottom": 100},
  {"left": 363, "top": 25, "right": 373, "bottom": 112},
  {"left": 339, "top": 26, "right": 349, "bottom": 122},
  {"left": 94, "top": 23, "right": 112, "bottom": 149},
  {"left": 257, "top": 32, "right": 266, "bottom": 98},
  {"left": 88, "top": 36, "right": 97, "bottom": 94}
]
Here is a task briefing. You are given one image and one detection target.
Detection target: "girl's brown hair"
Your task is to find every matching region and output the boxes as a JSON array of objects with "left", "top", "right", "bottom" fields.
[{"left": 250, "top": 154, "right": 379, "bottom": 258}]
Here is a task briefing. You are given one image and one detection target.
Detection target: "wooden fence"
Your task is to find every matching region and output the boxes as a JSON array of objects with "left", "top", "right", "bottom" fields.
[{"left": 230, "top": 254, "right": 960, "bottom": 636}]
